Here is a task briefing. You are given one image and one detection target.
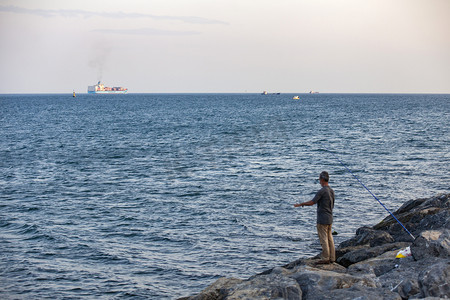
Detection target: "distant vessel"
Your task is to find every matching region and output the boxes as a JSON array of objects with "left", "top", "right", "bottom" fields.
[
  {"left": 261, "top": 91, "right": 281, "bottom": 95},
  {"left": 309, "top": 91, "right": 319, "bottom": 94},
  {"left": 293, "top": 96, "right": 300, "bottom": 100},
  {"left": 88, "top": 81, "right": 128, "bottom": 94}
]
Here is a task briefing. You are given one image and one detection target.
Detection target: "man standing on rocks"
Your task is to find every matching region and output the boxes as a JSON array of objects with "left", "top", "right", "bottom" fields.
[{"left": 294, "top": 171, "right": 336, "bottom": 264}]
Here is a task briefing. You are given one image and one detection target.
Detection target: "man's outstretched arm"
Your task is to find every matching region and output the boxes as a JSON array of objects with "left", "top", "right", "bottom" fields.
[{"left": 294, "top": 200, "right": 315, "bottom": 207}]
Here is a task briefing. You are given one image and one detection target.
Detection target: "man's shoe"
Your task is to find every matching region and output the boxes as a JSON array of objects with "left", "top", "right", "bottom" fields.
[{"left": 315, "top": 260, "right": 331, "bottom": 265}]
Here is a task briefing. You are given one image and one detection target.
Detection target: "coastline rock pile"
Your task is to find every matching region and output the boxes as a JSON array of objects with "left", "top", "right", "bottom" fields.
[{"left": 180, "top": 193, "right": 449, "bottom": 300}]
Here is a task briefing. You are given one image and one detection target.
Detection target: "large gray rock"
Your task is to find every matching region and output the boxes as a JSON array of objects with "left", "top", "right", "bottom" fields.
[
  {"left": 337, "top": 242, "right": 409, "bottom": 267},
  {"left": 374, "top": 194, "right": 450, "bottom": 242},
  {"left": 184, "top": 269, "right": 302, "bottom": 300},
  {"left": 290, "top": 265, "right": 377, "bottom": 299},
  {"left": 227, "top": 268, "right": 302, "bottom": 300},
  {"left": 347, "top": 249, "right": 400, "bottom": 277},
  {"left": 418, "top": 261, "right": 450, "bottom": 298},
  {"left": 375, "top": 256, "right": 445, "bottom": 298},
  {"left": 396, "top": 279, "right": 420, "bottom": 299},
  {"left": 305, "top": 285, "right": 402, "bottom": 300},
  {"left": 338, "top": 227, "right": 395, "bottom": 249},
  {"left": 182, "top": 277, "right": 243, "bottom": 300},
  {"left": 411, "top": 229, "right": 450, "bottom": 260}
]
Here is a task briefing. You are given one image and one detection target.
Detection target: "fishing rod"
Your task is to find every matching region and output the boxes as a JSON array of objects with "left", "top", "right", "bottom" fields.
[{"left": 325, "top": 147, "right": 416, "bottom": 241}]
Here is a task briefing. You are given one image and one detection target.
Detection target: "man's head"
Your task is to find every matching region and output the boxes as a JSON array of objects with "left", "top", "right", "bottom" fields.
[{"left": 319, "top": 171, "right": 329, "bottom": 183}]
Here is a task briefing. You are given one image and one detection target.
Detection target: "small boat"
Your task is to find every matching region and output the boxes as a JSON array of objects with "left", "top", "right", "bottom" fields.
[
  {"left": 73, "top": 91, "right": 76, "bottom": 98},
  {"left": 262, "top": 91, "right": 281, "bottom": 95},
  {"left": 293, "top": 96, "right": 299, "bottom": 100}
]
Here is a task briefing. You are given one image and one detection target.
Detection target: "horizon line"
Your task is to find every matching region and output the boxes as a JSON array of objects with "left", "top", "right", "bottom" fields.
[{"left": 1, "top": 92, "right": 449, "bottom": 95}]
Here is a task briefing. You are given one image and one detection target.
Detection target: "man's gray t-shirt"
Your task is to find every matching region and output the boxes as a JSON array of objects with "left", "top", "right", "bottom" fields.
[{"left": 311, "top": 186, "right": 335, "bottom": 225}]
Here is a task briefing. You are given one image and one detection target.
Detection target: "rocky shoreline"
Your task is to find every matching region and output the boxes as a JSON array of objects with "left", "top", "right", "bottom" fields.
[{"left": 180, "top": 193, "right": 449, "bottom": 300}]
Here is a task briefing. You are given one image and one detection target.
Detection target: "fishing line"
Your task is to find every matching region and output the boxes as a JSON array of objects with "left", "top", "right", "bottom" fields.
[{"left": 325, "top": 147, "right": 416, "bottom": 241}]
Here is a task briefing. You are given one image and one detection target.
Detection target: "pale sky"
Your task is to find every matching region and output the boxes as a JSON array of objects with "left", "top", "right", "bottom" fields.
[{"left": 1, "top": 0, "right": 449, "bottom": 93}]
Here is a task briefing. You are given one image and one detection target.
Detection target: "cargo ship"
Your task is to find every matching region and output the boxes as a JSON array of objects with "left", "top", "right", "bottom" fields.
[{"left": 87, "top": 81, "right": 128, "bottom": 94}]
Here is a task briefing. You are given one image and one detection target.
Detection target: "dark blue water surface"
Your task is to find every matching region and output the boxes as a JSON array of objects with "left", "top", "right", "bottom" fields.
[{"left": 1, "top": 93, "right": 449, "bottom": 299}]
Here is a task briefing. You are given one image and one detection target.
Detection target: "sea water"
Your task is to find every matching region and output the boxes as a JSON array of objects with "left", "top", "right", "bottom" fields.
[{"left": 0, "top": 93, "right": 449, "bottom": 299}]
